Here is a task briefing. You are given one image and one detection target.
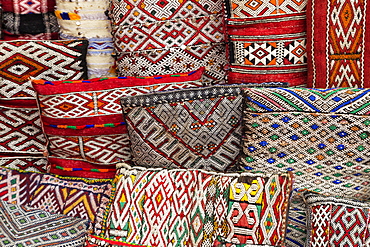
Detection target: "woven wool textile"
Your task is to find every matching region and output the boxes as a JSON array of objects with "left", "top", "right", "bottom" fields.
[
  {"left": 285, "top": 191, "right": 307, "bottom": 247},
  {"left": 0, "top": 106, "right": 46, "bottom": 156},
  {"left": 116, "top": 43, "right": 228, "bottom": 84},
  {"left": 28, "top": 174, "right": 112, "bottom": 222},
  {"left": 0, "top": 167, "right": 42, "bottom": 206},
  {"left": 241, "top": 87, "right": 370, "bottom": 201},
  {"left": 121, "top": 85, "right": 244, "bottom": 171},
  {"left": 31, "top": 69, "right": 204, "bottom": 177},
  {"left": 0, "top": 199, "right": 88, "bottom": 246},
  {"left": 307, "top": 0, "right": 370, "bottom": 88},
  {"left": 304, "top": 191, "right": 370, "bottom": 246},
  {"left": 225, "top": 0, "right": 307, "bottom": 86},
  {"left": 97, "top": 166, "right": 292, "bottom": 247},
  {"left": 0, "top": 40, "right": 88, "bottom": 104},
  {"left": 0, "top": 156, "right": 47, "bottom": 173},
  {"left": 110, "top": 0, "right": 224, "bottom": 26}
]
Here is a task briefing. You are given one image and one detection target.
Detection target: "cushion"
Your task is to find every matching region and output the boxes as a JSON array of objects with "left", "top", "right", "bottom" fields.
[
  {"left": 31, "top": 68, "right": 204, "bottom": 178},
  {"left": 307, "top": 0, "right": 370, "bottom": 88},
  {"left": 304, "top": 191, "right": 370, "bottom": 246},
  {"left": 28, "top": 173, "right": 112, "bottom": 222},
  {"left": 0, "top": 167, "right": 42, "bottom": 206},
  {"left": 86, "top": 235, "right": 150, "bottom": 247},
  {"left": 225, "top": 0, "right": 307, "bottom": 86},
  {"left": 0, "top": 156, "right": 48, "bottom": 173},
  {"left": 0, "top": 106, "right": 46, "bottom": 157},
  {"left": 0, "top": 199, "right": 88, "bottom": 246},
  {"left": 120, "top": 84, "right": 244, "bottom": 171},
  {"left": 0, "top": 39, "right": 88, "bottom": 105},
  {"left": 241, "top": 87, "right": 370, "bottom": 201},
  {"left": 96, "top": 165, "right": 293, "bottom": 246},
  {"left": 1, "top": 0, "right": 59, "bottom": 39},
  {"left": 110, "top": 0, "right": 225, "bottom": 26},
  {"left": 55, "top": 0, "right": 116, "bottom": 78}
]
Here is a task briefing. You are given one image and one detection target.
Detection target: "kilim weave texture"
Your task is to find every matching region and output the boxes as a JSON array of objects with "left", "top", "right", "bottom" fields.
[
  {"left": 121, "top": 85, "right": 244, "bottom": 171},
  {"left": 0, "top": 199, "right": 88, "bottom": 246},
  {"left": 304, "top": 191, "right": 370, "bottom": 246},
  {"left": 307, "top": 0, "right": 370, "bottom": 88},
  {"left": 225, "top": 0, "right": 308, "bottom": 86},
  {"left": 242, "top": 87, "right": 370, "bottom": 200},
  {"left": 97, "top": 166, "right": 293, "bottom": 247},
  {"left": 1, "top": 0, "right": 59, "bottom": 40},
  {"left": 0, "top": 156, "right": 48, "bottom": 173},
  {"left": 110, "top": 0, "right": 228, "bottom": 84},
  {"left": 31, "top": 69, "right": 204, "bottom": 178}
]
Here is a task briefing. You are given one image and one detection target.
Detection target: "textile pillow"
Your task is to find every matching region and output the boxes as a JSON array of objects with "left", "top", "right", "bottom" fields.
[
  {"left": 0, "top": 40, "right": 88, "bottom": 105},
  {"left": 307, "top": 0, "right": 370, "bottom": 88},
  {"left": 1, "top": 0, "right": 59, "bottom": 40},
  {"left": 96, "top": 165, "right": 292, "bottom": 247},
  {"left": 225, "top": 0, "right": 307, "bottom": 86},
  {"left": 31, "top": 68, "right": 204, "bottom": 178},
  {"left": 28, "top": 174, "right": 112, "bottom": 222},
  {"left": 0, "top": 199, "right": 88, "bottom": 247},
  {"left": 120, "top": 85, "right": 244, "bottom": 171},
  {"left": 304, "top": 191, "right": 370, "bottom": 246},
  {"left": 242, "top": 87, "right": 370, "bottom": 201},
  {"left": 0, "top": 156, "right": 48, "bottom": 173}
]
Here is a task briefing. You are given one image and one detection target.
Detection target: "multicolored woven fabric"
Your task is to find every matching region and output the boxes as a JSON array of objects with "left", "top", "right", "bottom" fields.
[
  {"left": 110, "top": 0, "right": 227, "bottom": 84},
  {"left": 304, "top": 191, "right": 370, "bottom": 246},
  {"left": 225, "top": 0, "right": 307, "bottom": 86},
  {"left": 0, "top": 40, "right": 88, "bottom": 104},
  {"left": 31, "top": 69, "right": 204, "bottom": 178},
  {"left": 285, "top": 191, "right": 307, "bottom": 247},
  {"left": 0, "top": 199, "right": 88, "bottom": 246},
  {"left": 307, "top": 0, "right": 370, "bottom": 88},
  {"left": 0, "top": 106, "right": 46, "bottom": 156},
  {"left": 0, "top": 167, "right": 42, "bottom": 206},
  {"left": 55, "top": 0, "right": 116, "bottom": 78},
  {"left": 241, "top": 87, "right": 370, "bottom": 201},
  {"left": 28, "top": 174, "right": 112, "bottom": 222},
  {"left": 0, "top": 156, "right": 48, "bottom": 173},
  {"left": 121, "top": 85, "right": 244, "bottom": 171},
  {"left": 97, "top": 166, "right": 292, "bottom": 247},
  {"left": 1, "top": 0, "right": 59, "bottom": 40}
]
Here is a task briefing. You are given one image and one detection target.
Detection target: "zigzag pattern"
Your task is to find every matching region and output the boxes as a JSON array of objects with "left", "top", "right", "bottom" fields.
[
  {"left": 100, "top": 167, "right": 292, "bottom": 246},
  {"left": 0, "top": 156, "right": 48, "bottom": 172},
  {"left": 121, "top": 85, "right": 244, "bottom": 171}
]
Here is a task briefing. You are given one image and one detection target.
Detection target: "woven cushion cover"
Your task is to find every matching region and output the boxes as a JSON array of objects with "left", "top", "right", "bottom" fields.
[
  {"left": 307, "top": 0, "right": 370, "bottom": 88},
  {"left": 241, "top": 87, "right": 370, "bottom": 247},
  {"left": 1, "top": 0, "right": 59, "bottom": 40},
  {"left": 0, "top": 199, "right": 89, "bottom": 247},
  {"left": 0, "top": 156, "right": 47, "bottom": 172},
  {"left": 121, "top": 85, "right": 244, "bottom": 171},
  {"left": 225, "top": 0, "right": 307, "bottom": 86},
  {"left": 304, "top": 191, "right": 370, "bottom": 246},
  {"left": 96, "top": 166, "right": 292, "bottom": 246},
  {"left": 31, "top": 69, "right": 204, "bottom": 178}
]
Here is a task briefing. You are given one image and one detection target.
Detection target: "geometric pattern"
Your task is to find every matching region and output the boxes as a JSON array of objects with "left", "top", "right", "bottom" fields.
[
  {"left": 0, "top": 199, "right": 89, "bottom": 247},
  {"left": 227, "top": 0, "right": 307, "bottom": 18},
  {"left": 28, "top": 174, "right": 112, "bottom": 222},
  {"left": 0, "top": 167, "right": 42, "bottom": 206},
  {"left": 110, "top": 0, "right": 225, "bottom": 26},
  {"left": 308, "top": 0, "right": 370, "bottom": 88},
  {"left": 0, "top": 156, "right": 48, "bottom": 173},
  {"left": 241, "top": 87, "right": 370, "bottom": 201},
  {"left": 97, "top": 166, "right": 293, "bottom": 247},
  {"left": 225, "top": 0, "right": 307, "bottom": 86},
  {"left": 0, "top": 40, "right": 88, "bottom": 101},
  {"left": 304, "top": 191, "right": 370, "bottom": 247},
  {"left": 285, "top": 191, "right": 307, "bottom": 247},
  {"left": 0, "top": 106, "right": 46, "bottom": 155},
  {"left": 117, "top": 43, "right": 228, "bottom": 84},
  {"left": 113, "top": 14, "right": 225, "bottom": 53},
  {"left": 120, "top": 85, "right": 244, "bottom": 171},
  {"left": 2, "top": 0, "right": 56, "bottom": 14},
  {"left": 32, "top": 69, "right": 204, "bottom": 169}
]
